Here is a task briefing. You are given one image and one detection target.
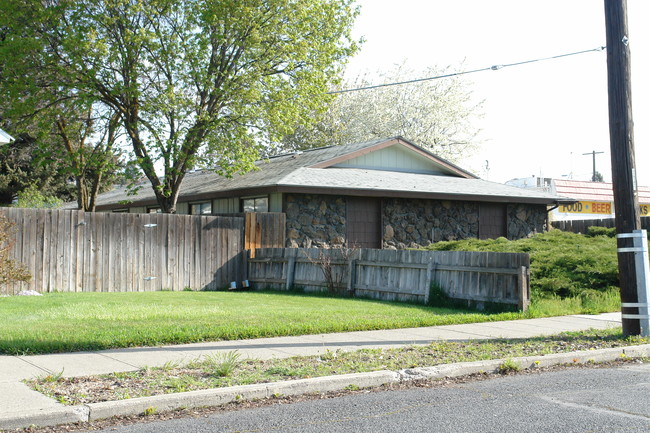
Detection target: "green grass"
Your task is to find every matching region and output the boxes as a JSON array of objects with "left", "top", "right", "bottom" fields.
[{"left": 0, "top": 289, "right": 618, "bottom": 355}]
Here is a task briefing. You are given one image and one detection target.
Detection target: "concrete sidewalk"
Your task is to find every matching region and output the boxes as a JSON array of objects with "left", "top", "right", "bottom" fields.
[{"left": 0, "top": 313, "right": 622, "bottom": 430}]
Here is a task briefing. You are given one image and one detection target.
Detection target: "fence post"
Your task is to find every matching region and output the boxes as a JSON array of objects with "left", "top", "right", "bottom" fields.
[
  {"left": 424, "top": 261, "right": 433, "bottom": 304},
  {"left": 347, "top": 259, "right": 357, "bottom": 293},
  {"left": 517, "top": 265, "right": 530, "bottom": 311},
  {"left": 285, "top": 255, "right": 296, "bottom": 291}
]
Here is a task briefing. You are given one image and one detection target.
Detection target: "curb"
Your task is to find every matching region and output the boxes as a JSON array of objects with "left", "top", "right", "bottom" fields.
[{"left": 3, "top": 344, "right": 650, "bottom": 431}]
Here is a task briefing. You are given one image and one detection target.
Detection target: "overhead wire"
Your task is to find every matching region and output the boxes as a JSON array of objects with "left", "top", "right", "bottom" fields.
[{"left": 327, "top": 46, "right": 606, "bottom": 95}]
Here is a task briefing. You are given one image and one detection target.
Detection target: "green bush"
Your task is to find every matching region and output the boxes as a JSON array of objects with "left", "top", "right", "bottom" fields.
[
  {"left": 424, "top": 230, "right": 619, "bottom": 299},
  {"left": 586, "top": 226, "right": 616, "bottom": 238}
]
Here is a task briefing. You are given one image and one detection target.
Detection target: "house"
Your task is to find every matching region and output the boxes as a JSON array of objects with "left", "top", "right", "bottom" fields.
[
  {"left": 507, "top": 177, "right": 650, "bottom": 221},
  {"left": 0, "top": 128, "right": 14, "bottom": 145},
  {"left": 94, "top": 137, "right": 572, "bottom": 248}
]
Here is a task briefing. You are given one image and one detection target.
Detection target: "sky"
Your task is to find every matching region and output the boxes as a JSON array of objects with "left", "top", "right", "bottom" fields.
[{"left": 344, "top": 0, "right": 650, "bottom": 186}]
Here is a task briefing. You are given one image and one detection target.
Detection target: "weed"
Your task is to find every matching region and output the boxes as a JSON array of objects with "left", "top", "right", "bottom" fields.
[
  {"left": 204, "top": 351, "right": 241, "bottom": 377},
  {"left": 160, "top": 360, "right": 179, "bottom": 371},
  {"left": 497, "top": 359, "right": 521, "bottom": 374},
  {"left": 142, "top": 406, "right": 157, "bottom": 416},
  {"left": 38, "top": 369, "right": 64, "bottom": 383},
  {"left": 344, "top": 384, "right": 360, "bottom": 391}
]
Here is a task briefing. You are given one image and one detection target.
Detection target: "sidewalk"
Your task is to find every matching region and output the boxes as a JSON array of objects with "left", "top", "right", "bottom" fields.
[{"left": 0, "top": 313, "right": 623, "bottom": 430}]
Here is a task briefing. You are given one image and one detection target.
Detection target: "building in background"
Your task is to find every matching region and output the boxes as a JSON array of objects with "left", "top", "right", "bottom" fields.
[
  {"left": 0, "top": 128, "right": 14, "bottom": 144},
  {"left": 507, "top": 177, "right": 650, "bottom": 221}
]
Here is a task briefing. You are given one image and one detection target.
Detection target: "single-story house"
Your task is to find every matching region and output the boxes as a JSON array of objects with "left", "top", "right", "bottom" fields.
[{"left": 93, "top": 137, "right": 573, "bottom": 248}]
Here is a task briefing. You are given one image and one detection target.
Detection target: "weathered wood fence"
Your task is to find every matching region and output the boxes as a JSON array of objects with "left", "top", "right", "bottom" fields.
[
  {"left": 552, "top": 216, "right": 650, "bottom": 233},
  {"left": 1, "top": 208, "right": 246, "bottom": 294},
  {"left": 248, "top": 248, "right": 531, "bottom": 310},
  {"left": 245, "top": 213, "right": 286, "bottom": 257}
]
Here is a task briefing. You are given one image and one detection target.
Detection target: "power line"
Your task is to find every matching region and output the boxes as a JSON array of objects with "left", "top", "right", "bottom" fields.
[{"left": 328, "top": 46, "right": 606, "bottom": 95}]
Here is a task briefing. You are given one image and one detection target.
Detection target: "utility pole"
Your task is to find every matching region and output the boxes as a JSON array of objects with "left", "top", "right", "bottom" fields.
[
  {"left": 604, "top": 0, "right": 647, "bottom": 336},
  {"left": 582, "top": 150, "right": 604, "bottom": 181}
]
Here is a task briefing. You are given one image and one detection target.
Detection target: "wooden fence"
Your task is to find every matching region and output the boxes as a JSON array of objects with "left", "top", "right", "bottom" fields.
[
  {"left": 248, "top": 248, "right": 531, "bottom": 310},
  {"left": 1, "top": 208, "right": 246, "bottom": 294},
  {"left": 245, "top": 213, "right": 286, "bottom": 257},
  {"left": 551, "top": 216, "right": 650, "bottom": 233}
]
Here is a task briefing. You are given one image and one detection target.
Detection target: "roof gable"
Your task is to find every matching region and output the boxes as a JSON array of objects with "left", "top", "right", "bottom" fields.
[{"left": 308, "top": 137, "right": 477, "bottom": 178}]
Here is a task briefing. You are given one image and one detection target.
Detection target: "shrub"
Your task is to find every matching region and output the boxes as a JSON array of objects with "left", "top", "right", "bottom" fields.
[
  {"left": 0, "top": 214, "right": 31, "bottom": 292},
  {"left": 424, "top": 230, "right": 618, "bottom": 299},
  {"left": 586, "top": 226, "right": 616, "bottom": 238}
]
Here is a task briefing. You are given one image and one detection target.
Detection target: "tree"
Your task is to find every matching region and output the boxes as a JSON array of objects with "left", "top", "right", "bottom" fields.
[
  {"left": 1, "top": 0, "right": 359, "bottom": 213},
  {"left": 0, "top": 131, "right": 75, "bottom": 205},
  {"left": 13, "top": 183, "right": 62, "bottom": 209},
  {"left": 0, "top": 8, "right": 123, "bottom": 211},
  {"left": 281, "top": 63, "right": 482, "bottom": 162}
]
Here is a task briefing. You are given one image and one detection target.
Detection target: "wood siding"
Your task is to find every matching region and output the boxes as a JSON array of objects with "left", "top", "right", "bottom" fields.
[
  {"left": 1, "top": 208, "right": 245, "bottom": 294},
  {"left": 332, "top": 145, "right": 446, "bottom": 175},
  {"left": 347, "top": 197, "right": 381, "bottom": 249},
  {"left": 479, "top": 203, "right": 507, "bottom": 239}
]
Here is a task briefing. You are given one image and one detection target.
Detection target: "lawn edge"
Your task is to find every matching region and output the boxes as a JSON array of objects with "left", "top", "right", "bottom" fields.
[{"left": 4, "top": 344, "right": 650, "bottom": 431}]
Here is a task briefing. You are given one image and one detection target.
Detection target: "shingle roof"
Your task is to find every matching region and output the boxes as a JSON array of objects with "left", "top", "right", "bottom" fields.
[
  {"left": 94, "top": 138, "right": 569, "bottom": 209},
  {"left": 554, "top": 179, "right": 650, "bottom": 203}
]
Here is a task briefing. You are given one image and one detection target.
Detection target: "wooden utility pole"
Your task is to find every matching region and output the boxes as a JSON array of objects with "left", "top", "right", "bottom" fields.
[{"left": 604, "top": 0, "right": 642, "bottom": 336}]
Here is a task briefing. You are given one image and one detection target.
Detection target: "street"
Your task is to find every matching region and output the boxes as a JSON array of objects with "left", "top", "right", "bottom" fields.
[{"left": 88, "top": 363, "right": 650, "bottom": 433}]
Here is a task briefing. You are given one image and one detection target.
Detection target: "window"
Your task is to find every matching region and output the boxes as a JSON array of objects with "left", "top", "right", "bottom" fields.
[
  {"left": 191, "top": 202, "right": 212, "bottom": 215},
  {"left": 241, "top": 196, "right": 268, "bottom": 213},
  {"left": 147, "top": 207, "right": 162, "bottom": 214},
  {"left": 112, "top": 209, "right": 128, "bottom": 213}
]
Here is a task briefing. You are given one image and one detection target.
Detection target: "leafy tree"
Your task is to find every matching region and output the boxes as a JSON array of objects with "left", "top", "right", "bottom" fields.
[
  {"left": 14, "top": 184, "right": 63, "bottom": 209},
  {"left": 0, "top": 131, "right": 75, "bottom": 205},
  {"left": 1, "top": 8, "right": 124, "bottom": 211},
  {"left": 1, "top": 0, "right": 359, "bottom": 213},
  {"left": 282, "top": 63, "right": 482, "bottom": 162}
]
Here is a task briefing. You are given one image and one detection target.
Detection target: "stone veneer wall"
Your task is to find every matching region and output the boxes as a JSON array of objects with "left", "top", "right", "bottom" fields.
[
  {"left": 285, "top": 194, "right": 346, "bottom": 248},
  {"left": 284, "top": 193, "right": 549, "bottom": 249},
  {"left": 507, "top": 203, "right": 547, "bottom": 239},
  {"left": 383, "top": 198, "right": 479, "bottom": 249}
]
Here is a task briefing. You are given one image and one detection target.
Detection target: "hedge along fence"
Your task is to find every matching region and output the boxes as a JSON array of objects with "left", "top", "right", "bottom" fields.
[
  {"left": 248, "top": 248, "right": 531, "bottom": 310},
  {"left": 0, "top": 208, "right": 245, "bottom": 294}
]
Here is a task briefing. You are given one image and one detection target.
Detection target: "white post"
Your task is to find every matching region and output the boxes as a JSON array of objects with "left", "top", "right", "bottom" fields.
[{"left": 618, "top": 230, "right": 650, "bottom": 336}]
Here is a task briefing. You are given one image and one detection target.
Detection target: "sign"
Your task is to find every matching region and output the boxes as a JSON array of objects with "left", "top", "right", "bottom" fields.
[
  {"left": 558, "top": 201, "right": 612, "bottom": 214},
  {"left": 559, "top": 201, "right": 650, "bottom": 215}
]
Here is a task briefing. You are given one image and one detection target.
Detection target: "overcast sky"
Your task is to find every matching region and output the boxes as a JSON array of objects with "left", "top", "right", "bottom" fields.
[{"left": 344, "top": 0, "right": 650, "bottom": 185}]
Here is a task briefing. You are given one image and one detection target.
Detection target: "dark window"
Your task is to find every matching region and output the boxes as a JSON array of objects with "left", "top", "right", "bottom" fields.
[
  {"left": 242, "top": 196, "right": 268, "bottom": 213},
  {"left": 191, "top": 202, "right": 212, "bottom": 215},
  {"left": 112, "top": 209, "right": 128, "bottom": 213}
]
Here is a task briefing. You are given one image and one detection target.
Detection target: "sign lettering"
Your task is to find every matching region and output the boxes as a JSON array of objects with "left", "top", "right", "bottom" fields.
[{"left": 558, "top": 201, "right": 650, "bottom": 215}]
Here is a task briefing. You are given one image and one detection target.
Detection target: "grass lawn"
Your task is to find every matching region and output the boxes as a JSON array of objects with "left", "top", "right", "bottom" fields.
[{"left": 0, "top": 290, "right": 619, "bottom": 355}]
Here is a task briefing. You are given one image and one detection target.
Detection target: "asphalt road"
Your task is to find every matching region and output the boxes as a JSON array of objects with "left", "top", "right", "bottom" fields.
[{"left": 90, "top": 364, "right": 650, "bottom": 433}]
